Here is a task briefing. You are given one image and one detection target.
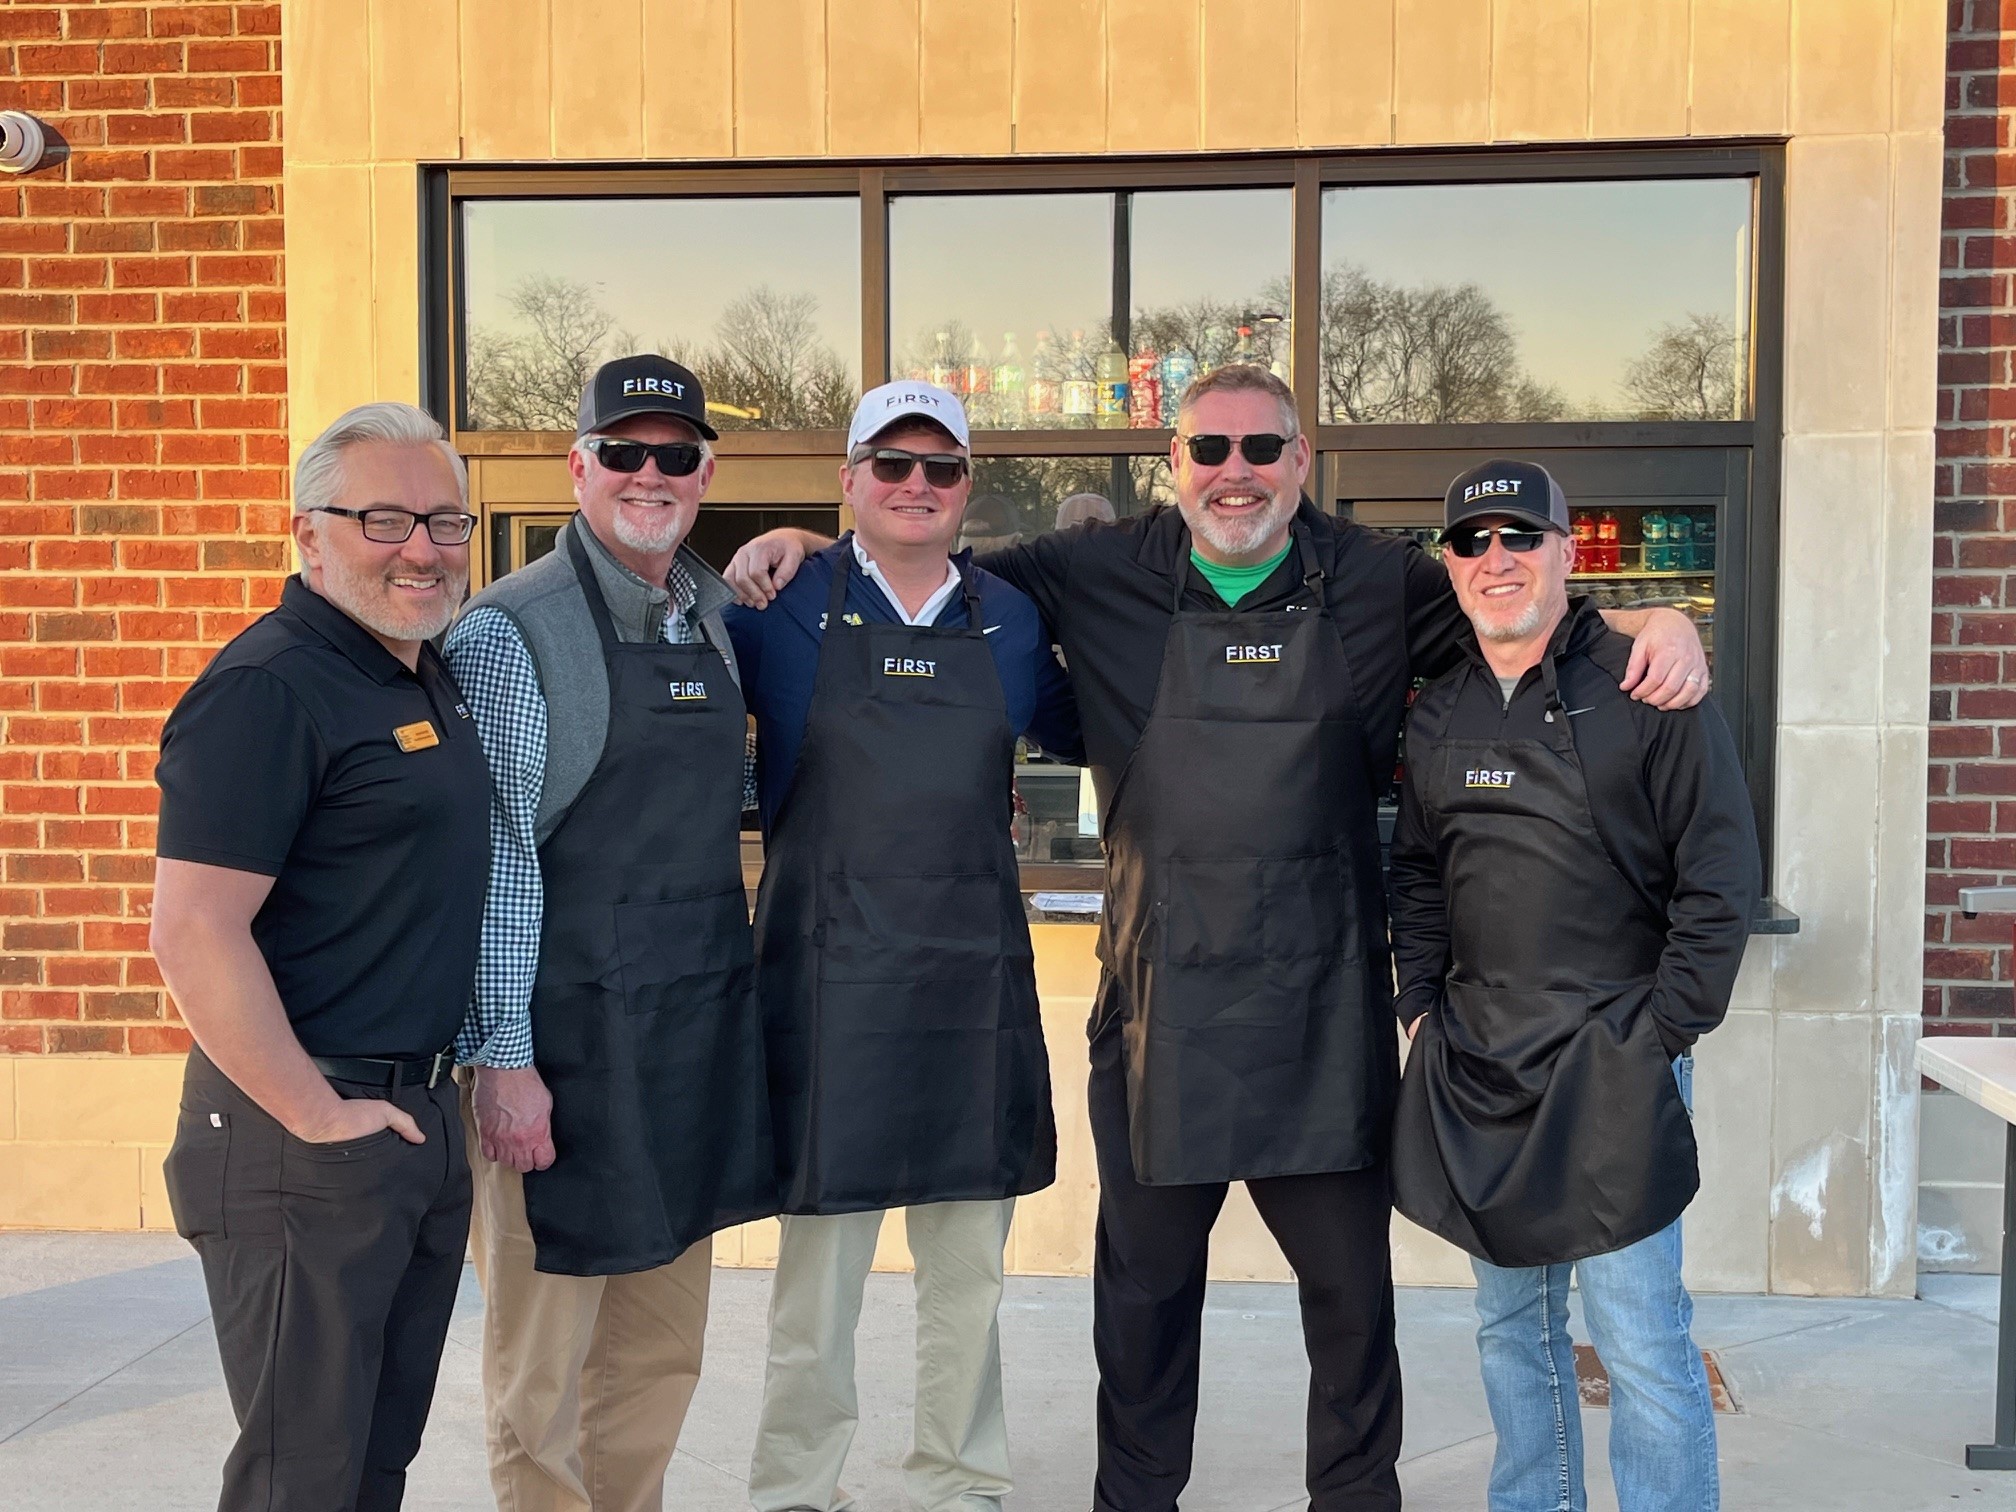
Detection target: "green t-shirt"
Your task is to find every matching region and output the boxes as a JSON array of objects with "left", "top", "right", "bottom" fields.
[{"left": 1189, "top": 542, "right": 1292, "bottom": 608}]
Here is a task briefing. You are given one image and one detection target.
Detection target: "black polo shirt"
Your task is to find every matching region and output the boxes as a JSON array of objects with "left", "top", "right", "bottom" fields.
[
  {"left": 979, "top": 498, "right": 1468, "bottom": 816},
  {"left": 155, "top": 576, "right": 490, "bottom": 1059}
]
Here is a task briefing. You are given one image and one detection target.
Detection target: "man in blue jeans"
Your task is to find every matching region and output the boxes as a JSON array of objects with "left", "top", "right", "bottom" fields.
[{"left": 1385, "top": 459, "right": 1761, "bottom": 1512}]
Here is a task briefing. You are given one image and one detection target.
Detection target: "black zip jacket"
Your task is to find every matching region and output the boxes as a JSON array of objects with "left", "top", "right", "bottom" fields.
[{"left": 1387, "top": 597, "right": 1761, "bottom": 1057}]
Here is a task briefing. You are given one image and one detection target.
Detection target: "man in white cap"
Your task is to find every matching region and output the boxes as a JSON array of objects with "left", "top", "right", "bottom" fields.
[{"left": 723, "top": 381, "right": 1079, "bottom": 1512}]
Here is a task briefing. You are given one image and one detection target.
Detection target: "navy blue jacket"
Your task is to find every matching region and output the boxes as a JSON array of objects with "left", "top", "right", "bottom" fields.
[{"left": 723, "top": 536, "right": 1083, "bottom": 838}]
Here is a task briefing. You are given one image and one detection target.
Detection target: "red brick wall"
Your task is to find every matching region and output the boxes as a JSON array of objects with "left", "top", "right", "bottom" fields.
[{"left": 0, "top": 2, "right": 286, "bottom": 1055}]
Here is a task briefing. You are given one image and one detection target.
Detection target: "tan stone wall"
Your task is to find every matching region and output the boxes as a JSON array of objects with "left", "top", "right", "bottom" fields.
[{"left": 6, "top": 0, "right": 1940, "bottom": 1293}]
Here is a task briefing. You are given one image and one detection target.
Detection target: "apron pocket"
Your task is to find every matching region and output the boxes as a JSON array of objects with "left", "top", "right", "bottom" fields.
[
  {"left": 163, "top": 1109, "right": 230, "bottom": 1241},
  {"left": 818, "top": 870, "right": 1011, "bottom": 984},
  {"left": 615, "top": 885, "right": 756, "bottom": 1016},
  {"left": 1154, "top": 851, "right": 1356, "bottom": 1028}
]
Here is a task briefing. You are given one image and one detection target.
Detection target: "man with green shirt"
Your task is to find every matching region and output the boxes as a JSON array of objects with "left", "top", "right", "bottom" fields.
[{"left": 727, "top": 364, "right": 1711, "bottom": 1511}]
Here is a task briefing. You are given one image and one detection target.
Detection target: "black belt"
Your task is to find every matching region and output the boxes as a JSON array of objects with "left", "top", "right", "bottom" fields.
[{"left": 310, "top": 1047, "right": 454, "bottom": 1090}]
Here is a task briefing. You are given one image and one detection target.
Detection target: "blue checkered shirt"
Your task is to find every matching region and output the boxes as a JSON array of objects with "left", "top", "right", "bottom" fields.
[{"left": 445, "top": 559, "right": 749, "bottom": 1069}]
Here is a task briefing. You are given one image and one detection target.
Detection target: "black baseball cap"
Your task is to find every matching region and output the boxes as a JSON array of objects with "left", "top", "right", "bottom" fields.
[
  {"left": 1440, "top": 458, "right": 1569, "bottom": 541},
  {"left": 577, "top": 354, "right": 718, "bottom": 441}
]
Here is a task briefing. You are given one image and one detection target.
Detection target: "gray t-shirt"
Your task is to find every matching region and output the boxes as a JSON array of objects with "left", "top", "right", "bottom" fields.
[{"left": 1497, "top": 674, "right": 1520, "bottom": 708}]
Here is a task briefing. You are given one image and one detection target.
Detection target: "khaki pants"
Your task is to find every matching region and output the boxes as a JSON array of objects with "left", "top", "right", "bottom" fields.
[
  {"left": 749, "top": 1200, "right": 1016, "bottom": 1512},
  {"left": 461, "top": 1086, "right": 711, "bottom": 1512}
]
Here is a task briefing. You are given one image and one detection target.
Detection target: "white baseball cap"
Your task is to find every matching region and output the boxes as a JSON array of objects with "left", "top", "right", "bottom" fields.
[{"left": 846, "top": 380, "right": 970, "bottom": 451}]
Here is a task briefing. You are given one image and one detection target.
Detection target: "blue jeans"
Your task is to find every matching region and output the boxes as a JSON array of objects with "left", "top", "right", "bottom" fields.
[{"left": 1469, "top": 1056, "right": 1716, "bottom": 1512}]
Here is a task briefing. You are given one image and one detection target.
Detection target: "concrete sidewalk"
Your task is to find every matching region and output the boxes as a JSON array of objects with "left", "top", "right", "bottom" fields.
[{"left": 0, "top": 1232, "right": 2007, "bottom": 1511}]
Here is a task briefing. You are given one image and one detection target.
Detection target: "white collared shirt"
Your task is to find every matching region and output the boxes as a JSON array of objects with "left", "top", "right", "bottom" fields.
[{"left": 851, "top": 536, "right": 961, "bottom": 627}]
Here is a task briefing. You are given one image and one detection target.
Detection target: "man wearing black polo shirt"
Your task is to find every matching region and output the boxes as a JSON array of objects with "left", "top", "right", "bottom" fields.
[
  {"left": 729, "top": 365, "right": 1712, "bottom": 1511},
  {"left": 152, "top": 401, "right": 490, "bottom": 1512}
]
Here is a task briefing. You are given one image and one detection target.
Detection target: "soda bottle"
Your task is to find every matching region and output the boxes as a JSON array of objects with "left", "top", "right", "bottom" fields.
[
  {"left": 1640, "top": 509, "right": 1668, "bottom": 574},
  {"left": 1692, "top": 508, "right": 1716, "bottom": 572},
  {"left": 1158, "top": 349, "right": 1198, "bottom": 425},
  {"left": 1128, "top": 350, "right": 1161, "bottom": 428},
  {"left": 1595, "top": 509, "right": 1620, "bottom": 574},
  {"left": 1570, "top": 510, "right": 1595, "bottom": 575},
  {"left": 928, "top": 330, "right": 955, "bottom": 392},
  {"left": 1027, "top": 330, "right": 1060, "bottom": 424},
  {"left": 962, "top": 333, "right": 991, "bottom": 424},
  {"left": 992, "top": 332, "right": 1026, "bottom": 430},
  {"left": 1095, "top": 337, "right": 1129, "bottom": 429},
  {"left": 1061, "top": 329, "right": 1096, "bottom": 427},
  {"left": 1665, "top": 509, "right": 1691, "bottom": 575}
]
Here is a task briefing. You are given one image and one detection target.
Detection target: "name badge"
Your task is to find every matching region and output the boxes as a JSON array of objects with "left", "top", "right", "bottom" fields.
[
  {"left": 669, "top": 679, "right": 709, "bottom": 701},
  {"left": 393, "top": 720, "right": 440, "bottom": 752}
]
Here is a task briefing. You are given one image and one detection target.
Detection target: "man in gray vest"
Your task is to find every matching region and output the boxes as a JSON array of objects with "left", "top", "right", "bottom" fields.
[{"left": 445, "top": 354, "right": 775, "bottom": 1512}]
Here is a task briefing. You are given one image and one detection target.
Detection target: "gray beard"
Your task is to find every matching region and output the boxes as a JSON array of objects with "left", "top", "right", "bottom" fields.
[
  {"left": 316, "top": 539, "right": 465, "bottom": 644},
  {"left": 1475, "top": 597, "right": 1549, "bottom": 643},
  {"left": 1185, "top": 493, "right": 1294, "bottom": 560},
  {"left": 611, "top": 507, "right": 688, "bottom": 556}
]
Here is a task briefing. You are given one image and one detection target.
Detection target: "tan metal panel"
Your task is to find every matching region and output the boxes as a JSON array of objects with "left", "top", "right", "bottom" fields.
[
  {"left": 830, "top": 0, "right": 923, "bottom": 157},
  {"left": 284, "top": 0, "right": 371, "bottom": 166},
  {"left": 553, "top": 0, "right": 646, "bottom": 158},
  {"left": 1393, "top": 0, "right": 1490, "bottom": 145},
  {"left": 461, "top": 0, "right": 553, "bottom": 160},
  {"left": 1013, "top": 0, "right": 1108, "bottom": 154},
  {"left": 1690, "top": 0, "right": 1789, "bottom": 137},
  {"left": 1107, "top": 0, "right": 1201, "bottom": 155},
  {"left": 644, "top": 0, "right": 736, "bottom": 157},
  {"left": 920, "top": 0, "right": 1014, "bottom": 155},
  {"left": 735, "top": 0, "right": 829, "bottom": 157},
  {"left": 1590, "top": 0, "right": 1686, "bottom": 140},
  {"left": 1296, "top": 0, "right": 1394, "bottom": 149},
  {"left": 1490, "top": 0, "right": 1590, "bottom": 143},
  {"left": 1203, "top": 0, "right": 1298, "bottom": 150},
  {"left": 1790, "top": 0, "right": 1893, "bottom": 137}
]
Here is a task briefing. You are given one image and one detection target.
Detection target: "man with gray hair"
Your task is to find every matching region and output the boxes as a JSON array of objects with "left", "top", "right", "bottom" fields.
[
  {"left": 446, "top": 354, "right": 775, "bottom": 1512},
  {"left": 153, "top": 401, "right": 489, "bottom": 1511}
]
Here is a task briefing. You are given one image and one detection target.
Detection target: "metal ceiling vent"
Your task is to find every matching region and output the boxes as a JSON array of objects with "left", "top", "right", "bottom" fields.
[{"left": 0, "top": 112, "right": 50, "bottom": 175}]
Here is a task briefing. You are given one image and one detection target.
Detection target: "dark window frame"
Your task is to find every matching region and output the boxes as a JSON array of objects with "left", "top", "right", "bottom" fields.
[{"left": 420, "top": 142, "right": 1786, "bottom": 871}]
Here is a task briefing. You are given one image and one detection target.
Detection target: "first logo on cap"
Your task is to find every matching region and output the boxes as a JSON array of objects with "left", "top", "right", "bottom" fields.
[
  {"left": 623, "top": 376, "right": 685, "bottom": 399},
  {"left": 1462, "top": 478, "right": 1523, "bottom": 504}
]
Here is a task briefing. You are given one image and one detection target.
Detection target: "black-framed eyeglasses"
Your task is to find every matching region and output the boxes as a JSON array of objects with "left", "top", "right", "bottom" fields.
[
  {"left": 1444, "top": 523, "right": 1553, "bottom": 558},
  {"left": 310, "top": 506, "right": 477, "bottom": 545},
  {"left": 850, "top": 447, "right": 969, "bottom": 489},
  {"left": 1177, "top": 432, "right": 1293, "bottom": 467},
  {"left": 582, "top": 435, "right": 705, "bottom": 477}
]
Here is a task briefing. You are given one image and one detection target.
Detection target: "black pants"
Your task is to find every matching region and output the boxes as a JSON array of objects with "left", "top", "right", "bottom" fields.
[
  {"left": 163, "top": 1048, "right": 472, "bottom": 1512},
  {"left": 1088, "top": 1028, "right": 1403, "bottom": 1512}
]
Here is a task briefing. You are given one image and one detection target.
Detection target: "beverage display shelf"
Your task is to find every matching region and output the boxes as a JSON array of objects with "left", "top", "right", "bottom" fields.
[{"left": 1571, "top": 569, "right": 1716, "bottom": 581}]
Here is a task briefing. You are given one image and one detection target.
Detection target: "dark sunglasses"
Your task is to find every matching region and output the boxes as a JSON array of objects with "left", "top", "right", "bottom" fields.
[
  {"left": 582, "top": 435, "right": 705, "bottom": 477},
  {"left": 852, "top": 447, "right": 969, "bottom": 488},
  {"left": 1445, "top": 523, "right": 1552, "bottom": 558},
  {"left": 310, "top": 505, "right": 477, "bottom": 545},
  {"left": 1178, "top": 432, "right": 1293, "bottom": 467}
]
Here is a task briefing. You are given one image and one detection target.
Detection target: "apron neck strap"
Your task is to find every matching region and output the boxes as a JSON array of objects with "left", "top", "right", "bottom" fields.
[
  {"left": 956, "top": 558, "right": 983, "bottom": 632},
  {"left": 564, "top": 519, "right": 621, "bottom": 655},
  {"left": 825, "top": 538, "right": 852, "bottom": 628}
]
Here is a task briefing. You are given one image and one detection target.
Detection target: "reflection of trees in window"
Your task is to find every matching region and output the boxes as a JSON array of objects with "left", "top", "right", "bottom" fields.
[
  {"left": 970, "top": 456, "right": 1173, "bottom": 539},
  {"left": 1621, "top": 313, "right": 1745, "bottom": 420},
  {"left": 1318, "top": 263, "right": 1566, "bottom": 424},
  {"left": 464, "top": 275, "right": 856, "bottom": 431}
]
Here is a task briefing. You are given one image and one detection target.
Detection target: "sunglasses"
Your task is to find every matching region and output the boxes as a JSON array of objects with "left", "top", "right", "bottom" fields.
[
  {"left": 852, "top": 447, "right": 969, "bottom": 489},
  {"left": 582, "top": 435, "right": 705, "bottom": 477},
  {"left": 1178, "top": 432, "right": 1293, "bottom": 467},
  {"left": 1445, "top": 523, "right": 1553, "bottom": 558},
  {"left": 310, "top": 505, "right": 477, "bottom": 545}
]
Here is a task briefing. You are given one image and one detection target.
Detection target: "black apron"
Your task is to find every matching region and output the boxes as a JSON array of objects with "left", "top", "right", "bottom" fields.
[
  {"left": 1098, "top": 525, "right": 1395, "bottom": 1186},
  {"left": 521, "top": 524, "right": 777, "bottom": 1275},
  {"left": 754, "top": 544, "right": 1055, "bottom": 1214},
  {"left": 1390, "top": 652, "right": 1697, "bottom": 1269}
]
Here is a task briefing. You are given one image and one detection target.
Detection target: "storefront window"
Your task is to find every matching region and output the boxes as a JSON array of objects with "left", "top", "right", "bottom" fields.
[
  {"left": 963, "top": 455, "right": 1172, "bottom": 551},
  {"left": 889, "top": 189, "right": 1293, "bottom": 430},
  {"left": 1128, "top": 188, "right": 1293, "bottom": 421},
  {"left": 888, "top": 193, "right": 1114, "bottom": 430},
  {"left": 1318, "top": 178, "right": 1754, "bottom": 425},
  {"left": 459, "top": 197, "right": 861, "bottom": 432}
]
